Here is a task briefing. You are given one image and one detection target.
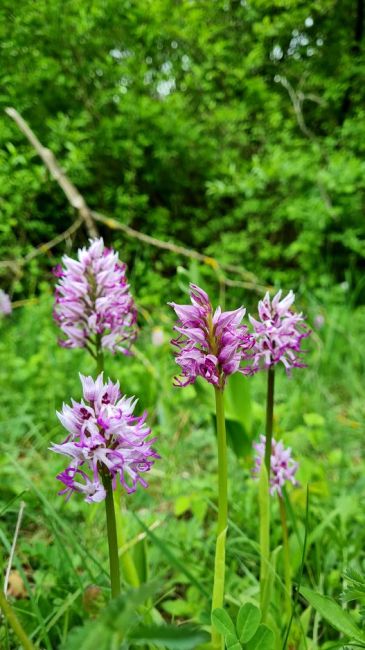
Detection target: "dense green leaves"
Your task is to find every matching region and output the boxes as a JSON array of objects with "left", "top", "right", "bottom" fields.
[
  {"left": 1, "top": 0, "right": 365, "bottom": 300},
  {"left": 2, "top": 3, "right": 365, "bottom": 648},
  {"left": 212, "top": 606, "right": 274, "bottom": 650}
]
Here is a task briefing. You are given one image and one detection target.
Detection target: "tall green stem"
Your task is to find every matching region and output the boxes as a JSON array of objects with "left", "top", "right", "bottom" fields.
[
  {"left": 259, "top": 462, "right": 270, "bottom": 620},
  {"left": 0, "top": 590, "right": 36, "bottom": 650},
  {"left": 103, "top": 475, "right": 121, "bottom": 599},
  {"left": 94, "top": 340, "right": 139, "bottom": 594},
  {"left": 96, "top": 345, "right": 104, "bottom": 375},
  {"left": 211, "top": 387, "right": 228, "bottom": 650},
  {"left": 279, "top": 495, "right": 291, "bottom": 618},
  {"left": 94, "top": 341, "right": 120, "bottom": 598},
  {"left": 260, "top": 366, "right": 275, "bottom": 622},
  {"left": 264, "top": 367, "right": 275, "bottom": 477}
]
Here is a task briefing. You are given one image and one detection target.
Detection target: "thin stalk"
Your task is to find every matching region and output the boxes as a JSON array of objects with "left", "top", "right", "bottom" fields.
[
  {"left": 0, "top": 590, "right": 36, "bottom": 650},
  {"left": 96, "top": 346, "right": 104, "bottom": 375},
  {"left": 103, "top": 475, "right": 121, "bottom": 599},
  {"left": 94, "top": 347, "right": 120, "bottom": 598},
  {"left": 260, "top": 366, "right": 274, "bottom": 623},
  {"left": 4, "top": 501, "right": 25, "bottom": 595},
  {"left": 259, "top": 463, "right": 270, "bottom": 620},
  {"left": 94, "top": 341, "right": 139, "bottom": 593},
  {"left": 211, "top": 387, "right": 228, "bottom": 650},
  {"left": 279, "top": 495, "right": 291, "bottom": 619},
  {"left": 264, "top": 367, "right": 275, "bottom": 476}
]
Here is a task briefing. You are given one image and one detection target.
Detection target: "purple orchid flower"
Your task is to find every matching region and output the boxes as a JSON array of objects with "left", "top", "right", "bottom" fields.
[
  {"left": 169, "top": 283, "right": 254, "bottom": 389},
  {"left": 253, "top": 435, "right": 299, "bottom": 496},
  {"left": 53, "top": 238, "right": 137, "bottom": 354},
  {"left": 50, "top": 373, "right": 159, "bottom": 503},
  {"left": 249, "top": 290, "right": 310, "bottom": 374}
]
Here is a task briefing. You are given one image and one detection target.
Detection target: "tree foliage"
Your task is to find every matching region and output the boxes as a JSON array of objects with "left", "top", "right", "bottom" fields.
[{"left": 1, "top": 0, "right": 365, "bottom": 298}]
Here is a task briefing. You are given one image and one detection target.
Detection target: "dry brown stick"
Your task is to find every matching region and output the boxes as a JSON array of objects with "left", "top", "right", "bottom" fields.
[
  {"left": 4, "top": 501, "right": 26, "bottom": 596},
  {"left": 5, "top": 107, "right": 98, "bottom": 238},
  {"left": 24, "top": 216, "right": 83, "bottom": 262},
  {"left": 276, "top": 77, "right": 334, "bottom": 215},
  {"left": 92, "top": 211, "right": 264, "bottom": 290},
  {"left": 0, "top": 216, "right": 83, "bottom": 273},
  {"left": 4, "top": 108, "right": 264, "bottom": 292},
  {"left": 92, "top": 210, "right": 221, "bottom": 265}
]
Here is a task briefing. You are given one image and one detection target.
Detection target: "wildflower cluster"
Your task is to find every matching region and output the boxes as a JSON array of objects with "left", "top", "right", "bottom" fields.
[
  {"left": 169, "top": 283, "right": 254, "bottom": 389},
  {"left": 249, "top": 290, "right": 310, "bottom": 373},
  {"left": 54, "top": 238, "right": 137, "bottom": 354},
  {"left": 51, "top": 373, "right": 158, "bottom": 503},
  {"left": 253, "top": 435, "right": 299, "bottom": 496}
]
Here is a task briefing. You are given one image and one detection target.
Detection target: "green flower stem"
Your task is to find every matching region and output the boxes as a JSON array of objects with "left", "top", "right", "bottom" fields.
[
  {"left": 259, "top": 462, "right": 270, "bottom": 621},
  {"left": 279, "top": 495, "right": 291, "bottom": 618},
  {"left": 211, "top": 386, "right": 228, "bottom": 650},
  {"left": 94, "top": 341, "right": 139, "bottom": 594},
  {"left": 113, "top": 489, "right": 140, "bottom": 588},
  {"left": 102, "top": 475, "right": 121, "bottom": 599},
  {"left": 264, "top": 366, "right": 275, "bottom": 476},
  {"left": 96, "top": 345, "right": 104, "bottom": 375},
  {"left": 94, "top": 345, "right": 120, "bottom": 599},
  {"left": 0, "top": 589, "right": 36, "bottom": 650},
  {"left": 260, "top": 366, "right": 275, "bottom": 622}
]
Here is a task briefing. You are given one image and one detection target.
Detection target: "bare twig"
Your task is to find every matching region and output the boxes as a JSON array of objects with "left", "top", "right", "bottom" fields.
[
  {"left": 3, "top": 108, "right": 266, "bottom": 293},
  {"left": 92, "top": 211, "right": 266, "bottom": 291},
  {"left": 92, "top": 210, "right": 220, "bottom": 267},
  {"left": 0, "top": 217, "right": 83, "bottom": 275},
  {"left": 276, "top": 76, "right": 334, "bottom": 215},
  {"left": 4, "top": 501, "right": 26, "bottom": 596},
  {"left": 5, "top": 107, "right": 98, "bottom": 238},
  {"left": 277, "top": 75, "right": 315, "bottom": 141},
  {"left": 24, "top": 216, "right": 83, "bottom": 263}
]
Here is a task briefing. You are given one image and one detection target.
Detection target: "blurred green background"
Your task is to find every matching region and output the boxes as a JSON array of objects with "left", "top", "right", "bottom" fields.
[{"left": 1, "top": 0, "right": 365, "bottom": 301}]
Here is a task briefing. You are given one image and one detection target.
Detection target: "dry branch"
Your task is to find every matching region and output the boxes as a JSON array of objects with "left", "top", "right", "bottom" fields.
[
  {"left": 4, "top": 501, "right": 25, "bottom": 596},
  {"left": 5, "top": 107, "right": 98, "bottom": 238},
  {"left": 0, "top": 217, "right": 83, "bottom": 274},
  {"left": 276, "top": 77, "right": 334, "bottom": 215},
  {"left": 91, "top": 211, "right": 265, "bottom": 291},
  {"left": 4, "top": 108, "right": 266, "bottom": 293}
]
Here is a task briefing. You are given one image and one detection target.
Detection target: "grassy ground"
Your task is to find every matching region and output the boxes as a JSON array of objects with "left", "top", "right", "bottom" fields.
[{"left": 1, "top": 284, "right": 365, "bottom": 649}]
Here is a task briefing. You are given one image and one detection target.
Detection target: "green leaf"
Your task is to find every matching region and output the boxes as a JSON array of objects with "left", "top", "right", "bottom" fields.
[
  {"left": 226, "top": 633, "right": 242, "bottom": 649},
  {"left": 211, "top": 608, "right": 237, "bottom": 638},
  {"left": 133, "top": 513, "right": 209, "bottom": 598},
  {"left": 61, "top": 623, "right": 111, "bottom": 650},
  {"left": 225, "top": 418, "right": 252, "bottom": 458},
  {"left": 224, "top": 373, "right": 252, "bottom": 434},
  {"left": 258, "top": 463, "right": 270, "bottom": 618},
  {"left": 303, "top": 413, "right": 325, "bottom": 427},
  {"left": 245, "top": 624, "right": 275, "bottom": 650},
  {"left": 300, "top": 587, "right": 365, "bottom": 644},
  {"left": 128, "top": 623, "right": 210, "bottom": 649},
  {"left": 162, "top": 599, "right": 193, "bottom": 617},
  {"left": 133, "top": 536, "right": 148, "bottom": 584},
  {"left": 342, "top": 568, "right": 365, "bottom": 603},
  {"left": 174, "top": 495, "right": 191, "bottom": 517},
  {"left": 236, "top": 603, "right": 261, "bottom": 643},
  {"left": 205, "top": 373, "right": 253, "bottom": 458}
]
